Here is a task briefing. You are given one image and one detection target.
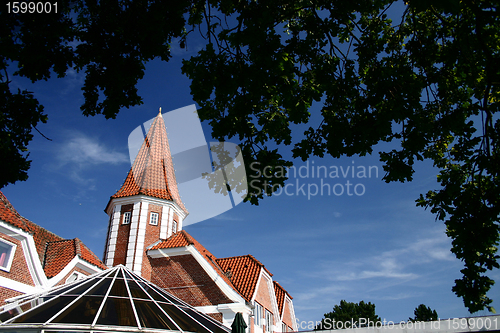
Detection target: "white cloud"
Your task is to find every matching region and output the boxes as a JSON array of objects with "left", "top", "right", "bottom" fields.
[
  {"left": 56, "top": 133, "right": 128, "bottom": 167},
  {"left": 291, "top": 226, "right": 458, "bottom": 322},
  {"left": 50, "top": 132, "right": 128, "bottom": 187}
]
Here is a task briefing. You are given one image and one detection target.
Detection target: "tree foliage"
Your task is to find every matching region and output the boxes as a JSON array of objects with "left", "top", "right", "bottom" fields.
[
  {"left": 182, "top": 0, "right": 500, "bottom": 313},
  {"left": 1, "top": 0, "right": 499, "bottom": 313},
  {"left": 315, "top": 300, "right": 380, "bottom": 329},
  {"left": 0, "top": 0, "right": 189, "bottom": 186},
  {"left": 409, "top": 304, "right": 438, "bottom": 322}
]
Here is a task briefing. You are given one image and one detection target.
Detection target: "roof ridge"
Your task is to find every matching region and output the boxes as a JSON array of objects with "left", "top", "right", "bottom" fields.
[
  {"left": 74, "top": 238, "right": 82, "bottom": 257},
  {"left": 108, "top": 111, "right": 188, "bottom": 214},
  {"left": 180, "top": 230, "right": 195, "bottom": 245},
  {"left": 0, "top": 191, "right": 33, "bottom": 232}
]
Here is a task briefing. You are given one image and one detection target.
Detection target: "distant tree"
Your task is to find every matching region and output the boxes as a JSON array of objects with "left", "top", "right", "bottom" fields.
[
  {"left": 315, "top": 300, "right": 381, "bottom": 330},
  {"left": 409, "top": 304, "right": 438, "bottom": 322}
]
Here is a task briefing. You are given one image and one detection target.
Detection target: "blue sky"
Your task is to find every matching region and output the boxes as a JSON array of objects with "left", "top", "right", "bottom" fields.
[{"left": 2, "top": 40, "right": 499, "bottom": 328}]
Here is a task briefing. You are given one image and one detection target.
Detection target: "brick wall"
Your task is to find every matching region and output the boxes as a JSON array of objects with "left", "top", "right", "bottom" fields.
[
  {"left": 0, "top": 287, "right": 23, "bottom": 306},
  {"left": 282, "top": 298, "right": 294, "bottom": 329},
  {"left": 255, "top": 276, "right": 275, "bottom": 332},
  {"left": 206, "top": 312, "right": 223, "bottom": 323},
  {"left": 0, "top": 234, "right": 34, "bottom": 286},
  {"left": 255, "top": 277, "right": 274, "bottom": 318},
  {"left": 140, "top": 205, "right": 162, "bottom": 280},
  {"left": 149, "top": 255, "right": 233, "bottom": 307},
  {"left": 113, "top": 204, "right": 133, "bottom": 266}
]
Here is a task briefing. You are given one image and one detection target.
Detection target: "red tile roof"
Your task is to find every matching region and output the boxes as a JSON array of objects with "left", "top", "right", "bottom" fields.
[
  {"left": 109, "top": 112, "right": 187, "bottom": 214},
  {"left": 44, "top": 238, "right": 107, "bottom": 277},
  {"left": 216, "top": 255, "right": 271, "bottom": 302},
  {"left": 0, "top": 191, "right": 63, "bottom": 263},
  {"left": 149, "top": 231, "right": 292, "bottom": 304},
  {"left": 273, "top": 281, "right": 293, "bottom": 317},
  {"left": 44, "top": 239, "right": 76, "bottom": 277},
  {"left": 149, "top": 230, "right": 194, "bottom": 250},
  {"left": 0, "top": 191, "right": 106, "bottom": 277}
]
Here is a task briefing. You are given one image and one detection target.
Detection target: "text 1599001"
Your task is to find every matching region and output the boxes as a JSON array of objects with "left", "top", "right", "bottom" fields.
[{"left": 6, "top": 2, "right": 58, "bottom": 14}]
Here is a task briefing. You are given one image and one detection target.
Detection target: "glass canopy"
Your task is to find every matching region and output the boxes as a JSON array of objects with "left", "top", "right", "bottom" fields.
[{"left": 0, "top": 265, "right": 231, "bottom": 333}]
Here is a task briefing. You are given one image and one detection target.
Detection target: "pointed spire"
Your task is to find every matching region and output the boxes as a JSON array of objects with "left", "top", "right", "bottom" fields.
[{"left": 110, "top": 111, "right": 188, "bottom": 214}]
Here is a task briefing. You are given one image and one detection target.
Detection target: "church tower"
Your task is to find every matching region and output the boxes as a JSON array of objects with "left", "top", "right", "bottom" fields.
[{"left": 103, "top": 109, "right": 188, "bottom": 276}]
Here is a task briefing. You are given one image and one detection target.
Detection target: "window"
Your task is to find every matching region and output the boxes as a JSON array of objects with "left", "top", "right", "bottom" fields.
[
  {"left": 150, "top": 212, "right": 159, "bottom": 225},
  {"left": 265, "top": 310, "right": 273, "bottom": 332},
  {"left": 172, "top": 221, "right": 178, "bottom": 234},
  {"left": 122, "top": 212, "right": 131, "bottom": 224},
  {"left": 0, "top": 238, "right": 16, "bottom": 271},
  {"left": 66, "top": 271, "right": 85, "bottom": 283},
  {"left": 282, "top": 323, "right": 287, "bottom": 332},
  {"left": 254, "top": 303, "right": 263, "bottom": 327}
]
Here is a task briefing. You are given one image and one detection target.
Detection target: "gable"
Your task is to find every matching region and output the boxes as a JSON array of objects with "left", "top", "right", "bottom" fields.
[
  {"left": 216, "top": 255, "right": 269, "bottom": 302},
  {"left": 149, "top": 255, "right": 234, "bottom": 307},
  {"left": 282, "top": 297, "right": 295, "bottom": 329}
]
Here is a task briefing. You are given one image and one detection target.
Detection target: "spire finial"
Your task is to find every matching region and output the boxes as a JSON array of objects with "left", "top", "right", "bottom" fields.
[{"left": 158, "top": 107, "right": 162, "bottom": 116}]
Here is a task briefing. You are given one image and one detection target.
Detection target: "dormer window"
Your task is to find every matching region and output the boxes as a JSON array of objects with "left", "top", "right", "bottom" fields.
[
  {"left": 122, "top": 212, "right": 131, "bottom": 225},
  {"left": 0, "top": 238, "right": 16, "bottom": 272},
  {"left": 172, "top": 221, "right": 178, "bottom": 234},
  {"left": 150, "top": 212, "right": 159, "bottom": 226}
]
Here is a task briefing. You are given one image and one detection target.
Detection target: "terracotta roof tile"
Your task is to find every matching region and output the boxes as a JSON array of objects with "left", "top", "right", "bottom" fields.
[
  {"left": 0, "top": 191, "right": 106, "bottom": 277},
  {"left": 77, "top": 239, "right": 107, "bottom": 270},
  {"left": 149, "top": 230, "right": 194, "bottom": 250},
  {"left": 274, "top": 281, "right": 293, "bottom": 317},
  {"left": 44, "top": 238, "right": 107, "bottom": 278},
  {"left": 0, "top": 191, "right": 63, "bottom": 264},
  {"left": 109, "top": 112, "right": 187, "bottom": 214},
  {"left": 216, "top": 255, "right": 270, "bottom": 302},
  {"left": 43, "top": 239, "right": 76, "bottom": 278}
]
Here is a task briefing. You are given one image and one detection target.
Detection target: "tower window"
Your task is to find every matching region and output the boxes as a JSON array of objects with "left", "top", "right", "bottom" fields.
[
  {"left": 122, "top": 212, "right": 131, "bottom": 225},
  {"left": 172, "top": 221, "right": 178, "bottom": 233},
  {"left": 150, "top": 212, "right": 159, "bottom": 225}
]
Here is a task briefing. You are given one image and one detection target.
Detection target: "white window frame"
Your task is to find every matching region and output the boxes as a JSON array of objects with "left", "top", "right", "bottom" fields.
[
  {"left": 122, "top": 211, "right": 131, "bottom": 225},
  {"left": 254, "top": 302, "right": 263, "bottom": 327},
  {"left": 0, "top": 238, "right": 17, "bottom": 272},
  {"left": 150, "top": 212, "right": 159, "bottom": 225},
  {"left": 172, "top": 220, "right": 178, "bottom": 233},
  {"left": 66, "top": 271, "right": 86, "bottom": 283},
  {"left": 265, "top": 310, "right": 273, "bottom": 332}
]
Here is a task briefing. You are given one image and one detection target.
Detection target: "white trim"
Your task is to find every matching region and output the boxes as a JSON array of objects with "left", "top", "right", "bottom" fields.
[
  {"left": 148, "top": 247, "right": 191, "bottom": 258},
  {"left": 47, "top": 256, "right": 104, "bottom": 287},
  {"left": 122, "top": 211, "right": 131, "bottom": 225},
  {"left": 105, "top": 204, "right": 121, "bottom": 266},
  {"left": 251, "top": 268, "right": 263, "bottom": 303},
  {"left": 195, "top": 305, "right": 219, "bottom": 314},
  {"left": 285, "top": 294, "right": 298, "bottom": 331},
  {"left": 160, "top": 206, "right": 170, "bottom": 239},
  {"left": 0, "top": 221, "right": 48, "bottom": 287},
  {"left": 167, "top": 207, "right": 173, "bottom": 238},
  {"left": 126, "top": 202, "right": 141, "bottom": 271},
  {"left": 133, "top": 202, "right": 148, "bottom": 275},
  {"left": 106, "top": 195, "right": 188, "bottom": 221},
  {"left": 149, "top": 212, "right": 159, "bottom": 226},
  {"left": 0, "top": 275, "right": 40, "bottom": 294}
]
